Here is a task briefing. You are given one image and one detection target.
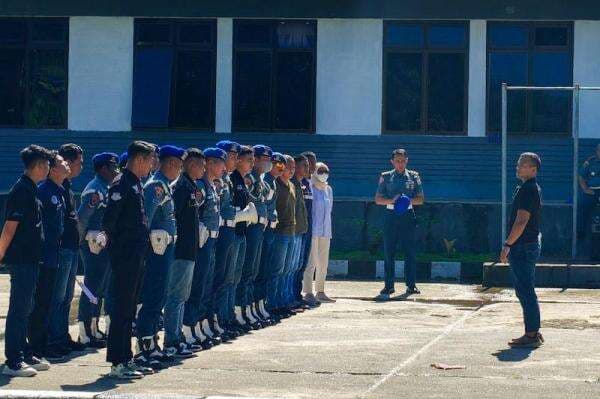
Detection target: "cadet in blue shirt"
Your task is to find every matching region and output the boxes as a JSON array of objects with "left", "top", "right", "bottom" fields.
[
  {"left": 136, "top": 145, "right": 186, "bottom": 369},
  {"left": 578, "top": 143, "right": 600, "bottom": 237},
  {"left": 28, "top": 152, "right": 69, "bottom": 363},
  {"left": 375, "top": 149, "right": 424, "bottom": 300},
  {"left": 182, "top": 148, "right": 227, "bottom": 350},
  {"left": 76, "top": 152, "right": 119, "bottom": 349}
]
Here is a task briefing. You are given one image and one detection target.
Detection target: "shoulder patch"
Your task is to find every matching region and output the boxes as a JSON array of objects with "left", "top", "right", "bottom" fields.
[
  {"left": 88, "top": 193, "right": 101, "bottom": 208},
  {"left": 51, "top": 195, "right": 59, "bottom": 205},
  {"left": 111, "top": 192, "right": 122, "bottom": 201}
]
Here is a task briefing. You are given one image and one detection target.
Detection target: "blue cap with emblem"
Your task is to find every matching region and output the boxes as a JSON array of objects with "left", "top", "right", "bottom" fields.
[
  {"left": 253, "top": 145, "right": 273, "bottom": 158},
  {"left": 271, "top": 152, "right": 286, "bottom": 164},
  {"left": 393, "top": 194, "right": 412, "bottom": 216},
  {"left": 159, "top": 145, "right": 186, "bottom": 160},
  {"left": 216, "top": 140, "right": 241, "bottom": 154},
  {"left": 203, "top": 147, "right": 227, "bottom": 161},
  {"left": 118, "top": 152, "right": 128, "bottom": 168},
  {"left": 92, "top": 152, "right": 119, "bottom": 169}
]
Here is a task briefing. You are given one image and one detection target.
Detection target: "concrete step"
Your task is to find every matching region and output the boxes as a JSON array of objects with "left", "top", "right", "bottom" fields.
[{"left": 483, "top": 262, "right": 600, "bottom": 288}]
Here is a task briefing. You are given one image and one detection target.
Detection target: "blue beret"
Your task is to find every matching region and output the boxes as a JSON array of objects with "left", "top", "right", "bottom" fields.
[
  {"left": 92, "top": 152, "right": 119, "bottom": 168},
  {"left": 271, "top": 152, "right": 286, "bottom": 163},
  {"left": 203, "top": 147, "right": 227, "bottom": 161},
  {"left": 394, "top": 195, "right": 412, "bottom": 216},
  {"left": 159, "top": 145, "right": 186, "bottom": 160},
  {"left": 118, "top": 152, "right": 128, "bottom": 167},
  {"left": 216, "top": 140, "right": 241, "bottom": 154},
  {"left": 253, "top": 145, "right": 273, "bottom": 158}
]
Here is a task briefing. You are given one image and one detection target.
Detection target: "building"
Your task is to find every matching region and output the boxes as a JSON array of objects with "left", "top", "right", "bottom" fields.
[{"left": 1, "top": 0, "right": 599, "bottom": 255}]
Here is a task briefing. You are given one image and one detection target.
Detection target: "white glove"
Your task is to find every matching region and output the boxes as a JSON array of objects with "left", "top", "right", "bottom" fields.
[
  {"left": 199, "top": 223, "right": 209, "bottom": 248},
  {"left": 86, "top": 231, "right": 107, "bottom": 255}
]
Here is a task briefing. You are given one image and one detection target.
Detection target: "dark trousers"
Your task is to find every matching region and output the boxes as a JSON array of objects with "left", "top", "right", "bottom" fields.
[
  {"left": 255, "top": 227, "right": 275, "bottom": 302},
  {"left": 214, "top": 226, "right": 235, "bottom": 322},
  {"left": 137, "top": 244, "right": 175, "bottom": 339},
  {"left": 4, "top": 263, "right": 38, "bottom": 367},
  {"left": 578, "top": 192, "right": 597, "bottom": 237},
  {"left": 294, "top": 232, "right": 312, "bottom": 300},
  {"left": 508, "top": 242, "right": 542, "bottom": 333},
  {"left": 183, "top": 237, "right": 216, "bottom": 326},
  {"left": 28, "top": 266, "right": 58, "bottom": 357},
  {"left": 230, "top": 235, "right": 246, "bottom": 314},
  {"left": 106, "top": 247, "right": 147, "bottom": 366},
  {"left": 267, "top": 233, "right": 292, "bottom": 310},
  {"left": 383, "top": 211, "right": 417, "bottom": 290},
  {"left": 48, "top": 248, "right": 78, "bottom": 347},
  {"left": 78, "top": 245, "right": 111, "bottom": 323},
  {"left": 238, "top": 224, "right": 264, "bottom": 307}
]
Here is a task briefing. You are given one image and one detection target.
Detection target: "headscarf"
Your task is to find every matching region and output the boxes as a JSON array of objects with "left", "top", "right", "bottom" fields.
[{"left": 311, "top": 162, "right": 330, "bottom": 191}]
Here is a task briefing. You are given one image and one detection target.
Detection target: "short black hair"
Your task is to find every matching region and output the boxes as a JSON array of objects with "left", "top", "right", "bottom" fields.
[
  {"left": 238, "top": 145, "right": 254, "bottom": 158},
  {"left": 20, "top": 145, "right": 53, "bottom": 169},
  {"left": 519, "top": 152, "right": 541, "bottom": 170},
  {"left": 391, "top": 149, "right": 407, "bottom": 159},
  {"left": 185, "top": 147, "right": 205, "bottom": 161},
  {"left": 58, "top": 143, "right": 83, "bottom": 162},
  {"left": 127, "top": 140, "right": 155, "bottom": 160},
  {"left": 294, "top": 154, "right": 308, "bottom": 164},
  {"left": 301, "top": 151, "right": 316, "bottom": 161},
  {"left": 48, "top": 150, "right": 61, "bottom": 169}
]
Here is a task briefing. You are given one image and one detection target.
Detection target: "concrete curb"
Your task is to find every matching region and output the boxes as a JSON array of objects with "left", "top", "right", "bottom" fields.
[
  {"left": 326, "top": 260, "right": 483, "bottom": 283},
  {"left": 483, "top": 262, "right": 600, "bottom": 288},
  {"left": 0, "top": 390, "right": 271, "bottom": 399}
]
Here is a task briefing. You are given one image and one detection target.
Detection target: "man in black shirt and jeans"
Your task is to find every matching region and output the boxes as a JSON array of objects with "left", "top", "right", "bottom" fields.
[
  {"left": 500, "top": 152, "right": 544, "bottom": 348},
  {"left": 0, "top": 145, "right": 53, "bottom": 377}
]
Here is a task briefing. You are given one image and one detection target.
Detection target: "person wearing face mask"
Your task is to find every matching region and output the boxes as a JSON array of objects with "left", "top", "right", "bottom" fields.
[{"left": 303, "top": 163, "right": 335, "bottom": 304}]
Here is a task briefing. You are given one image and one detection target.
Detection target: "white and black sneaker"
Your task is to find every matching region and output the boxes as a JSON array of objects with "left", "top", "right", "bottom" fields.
[
  {"left": 164, "top": 343, "right": 195, "bottom": 359},
  {"left": 133, "top": 352, "right": 163, "bottom": 371},
  {"left": 24, "top": 356, "right": 50, "bottom": 371},
  {"left": 127, "top": 360, "right": 154, "bottom": 375},
  {"left": 108, "top": 363, "right": 143, "bottom": 380},
  {"left": 2, "top": 362, "right": 37, "bottom": 377}
]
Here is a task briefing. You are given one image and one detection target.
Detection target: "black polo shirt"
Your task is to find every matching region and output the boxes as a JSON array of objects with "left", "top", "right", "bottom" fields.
[
  {"left": 3, "top": 175, "right": 43, "bottom": 264},
  {"left": 509, "top": 177, "right": 542, "bottom": 246},
  {"left": 230, "top": 169, "right": 250, "bottom": 236},
  {"left": 173, "top": 173, "right": 202, "bottom": 261},
  {"left": 61, "top": 178, "right": 80, "bottom": 250}
]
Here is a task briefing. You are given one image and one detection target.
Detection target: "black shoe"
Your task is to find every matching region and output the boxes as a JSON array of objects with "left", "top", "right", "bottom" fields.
[
  {"left": 134, "top": 352, "right": 164, "bottom": 371},
  {"left": 196, "top": 338, "right": 214, "bottom": 351},
  {"left": 67, "top": 339, "right": 90, "bottom": 353},
  {"left": 380, "top": 287, "right": 395, "bottom": 295},
  {"left": 87, "top": 337, "right": 107, "bottom": 349},
  {"left": 406, "top": 286, "right": 421, "bottom": 295},
  {"left": 43, "top": 347, "right": 66, "bottom": 362}
]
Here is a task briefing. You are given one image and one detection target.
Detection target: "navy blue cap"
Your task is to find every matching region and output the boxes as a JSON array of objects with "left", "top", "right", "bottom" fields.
[
  {"left": 203, "top": 147, "right": 227, "bottom": 161},
  {"left": 216, "top": 140, "right": 241, "bottom": 154},
  {"left": 92, "top": 152, "right": 119, "bottom": 169},
  {"left": 159, "top": 145, "right": 186, "bottom": 160},
  {"left": 118, "top": 152, "right": 128, "bottom": 168},
  {"left": 271, "top": 152, "right": 286, "bottom": 163},
  {"left": 253, "top": 145, "right": 273, "bottom": 158},
  {"left": 394, "top": 194, "right": 412, "bottom": 216}
]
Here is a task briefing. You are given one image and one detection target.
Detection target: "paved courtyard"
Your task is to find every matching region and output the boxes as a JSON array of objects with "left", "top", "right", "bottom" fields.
[{"left": 1, "top": 278, "right": 600, "bottom": 398}]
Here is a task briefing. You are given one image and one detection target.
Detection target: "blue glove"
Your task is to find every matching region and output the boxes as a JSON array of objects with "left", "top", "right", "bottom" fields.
[{"left": 394, "top": 194, "right": 411, "bottom": 216}]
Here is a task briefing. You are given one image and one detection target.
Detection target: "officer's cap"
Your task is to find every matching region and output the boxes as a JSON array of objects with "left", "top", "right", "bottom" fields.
[
  {"left": 271, "top": 152, "right": 286, "bottom": 164},
  {"left": 216, "top": 140, "right": 241, "bottom": 154},
  {"left": 118, "top": 152, "right": 128, "bottom": 168},
  {"left": 253, "top": 145, "right": 273, "bottom": 158},
  {"left": 159, "top": 145, "right": 186, "bottom": 160},
  {"left": 394, "top": 194, "right": 411, "bottom": 216},
  {"left": 92, "top": 152, "right": 119, "bottom": 169},
  {"left": 203, "top": 147, "right": 227, "bottom": 161}
]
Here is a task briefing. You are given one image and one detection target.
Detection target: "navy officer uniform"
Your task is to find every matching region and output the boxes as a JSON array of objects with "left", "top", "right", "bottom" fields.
[{"left": 376, "top": 160, "right": 423, "bottom": 298}]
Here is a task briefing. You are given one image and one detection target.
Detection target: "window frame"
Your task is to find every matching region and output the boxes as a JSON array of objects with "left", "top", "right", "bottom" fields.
[
  {"left": 0, "top": 17, "right": 69, "bottom": 129},
  {"left": 132, "top": 18, "right": 217, "bottom": 131},
  {"left": 485, "top": 21, "right": 574, "bottom": 136},
  {"left": 382, "top": 20, "right": 470, "bottom": 136},
  {"left": 232, "top": 19, "right": 317, "bottom": 134}
]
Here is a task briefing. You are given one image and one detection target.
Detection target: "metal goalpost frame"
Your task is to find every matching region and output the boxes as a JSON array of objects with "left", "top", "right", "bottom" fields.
[{"left": 501, "top": 83, "right": 600, "bottom": 259}]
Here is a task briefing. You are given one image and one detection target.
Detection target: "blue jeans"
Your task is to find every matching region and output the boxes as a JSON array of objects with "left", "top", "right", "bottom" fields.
[
  {"left": 383, "top": 212, "right": 417, "bottom": 290},
  {"left": 164, "top": 259, "right": 195, "bottom": 347},
  {"left": 294, "top": 232, "right": 312, "bottom": 300},
  {"left": 284, "top": 235, "right": 302, "bottom": 306},
  {"left": 267, "top": 233, "right": 292, "bottom": 310},
  {"left": 183, "top": 237, "right": 216, "bottom": 326},
  {"left": 137, "top": 244, "right": 175, "bottom": 339},
  {"left": 4, "top": 263, "right": 38, "bottom": 367},
  {"left": 229, "top": 235, "right": 246, "bottom": 316},
  {"left": 78, "top": 245, "right": 111, "bottom": 323},
  {"left": 49, "top": 248, "right": 78, "bottom": 347},
  {"left": 508, "top": 241, "right": 542, "bottom": 333},
  {"left": 255, "top": 227, "right": 275, "bottom": 302},
  {"left": 238, "top": 224, "right": 264, "bottom": 307},
  {"left": 214, "top": 226, "right": 235, "bottom": 322}
]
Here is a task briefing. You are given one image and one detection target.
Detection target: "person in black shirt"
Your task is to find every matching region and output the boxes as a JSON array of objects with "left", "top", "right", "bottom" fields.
[
  {"left": 47, "top": 143, "right": 86, "bottom": 357},
  {"left": 0, "top": 145, "right": 53, "bottom": 377},
  {"left": 500, "top": 152, "right": 544, "bottom": 348},
  {"left": 102, "top": 141, "right": 156, "bottom": 379}
]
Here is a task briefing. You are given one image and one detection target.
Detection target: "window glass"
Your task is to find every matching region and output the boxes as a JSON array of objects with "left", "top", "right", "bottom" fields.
[
  {"left": 428, "top": 53, "right": 465, "bottom": 131},
  {"left": 384, "top": 52, "right": 422, "bottom": 132},
  {"left": 385, "top": 24, "right": 424, "bottom": 47},
  {"left": 234, "top": 51, "right": 272, "bottom": 130},
  {"left": 428, "top": 25, "right": 466, "bottom": 48}
]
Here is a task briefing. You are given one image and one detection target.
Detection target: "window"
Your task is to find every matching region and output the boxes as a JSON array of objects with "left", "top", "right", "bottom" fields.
[
  {"left": 233, "top": 20, "right": 317, "bottom": 132},
  {"left": 132, "top": 19, "right": 216, "bottom": 130},
  {"left": 487, "top": 22, "right": 573, "bottom": 135},
  {"left": 383, "top": 21, "right": 469, "bottom": 135},
  {"left": 0, "top": 18, "right": 68, "bottom": 128}
]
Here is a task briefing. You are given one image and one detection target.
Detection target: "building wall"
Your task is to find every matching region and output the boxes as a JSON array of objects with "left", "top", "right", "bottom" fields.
[
  {"left": 467, "top": 20, "right": 487, "bottom": 137},
  {"left": 574, "top": 21, "right": 600, "bottom": 139},
  {"left": 316, "top": 19, "right": 382, "bottom": 135},
  {"left": 68, "top": 17, "right": 133, "bottom": 131},
  {"left": 215, "top": 18, "right": 233, "bottom": 133}
]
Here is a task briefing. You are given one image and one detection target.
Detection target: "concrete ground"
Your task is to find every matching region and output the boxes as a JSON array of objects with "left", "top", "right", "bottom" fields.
[{"left": 1, "top": 277, "right": 600, "bottom": 398}]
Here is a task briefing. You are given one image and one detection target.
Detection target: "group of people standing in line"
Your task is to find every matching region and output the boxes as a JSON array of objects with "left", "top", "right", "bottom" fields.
[{"left": 0, "top": 140, "right": 334, "bottom": 379}]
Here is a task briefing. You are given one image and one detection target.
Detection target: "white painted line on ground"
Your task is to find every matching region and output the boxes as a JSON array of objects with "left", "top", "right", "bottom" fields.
[{"left": 360, "top": 303, "right": 495, "bottom": 398}]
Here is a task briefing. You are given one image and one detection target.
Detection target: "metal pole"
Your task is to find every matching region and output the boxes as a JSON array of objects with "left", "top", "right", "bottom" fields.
[
  {"left": 572, "top": 84, "right": 580, "bottom": 259},
  {"left": 501, "top": 83, "right": 508, "bottom": 248}
]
